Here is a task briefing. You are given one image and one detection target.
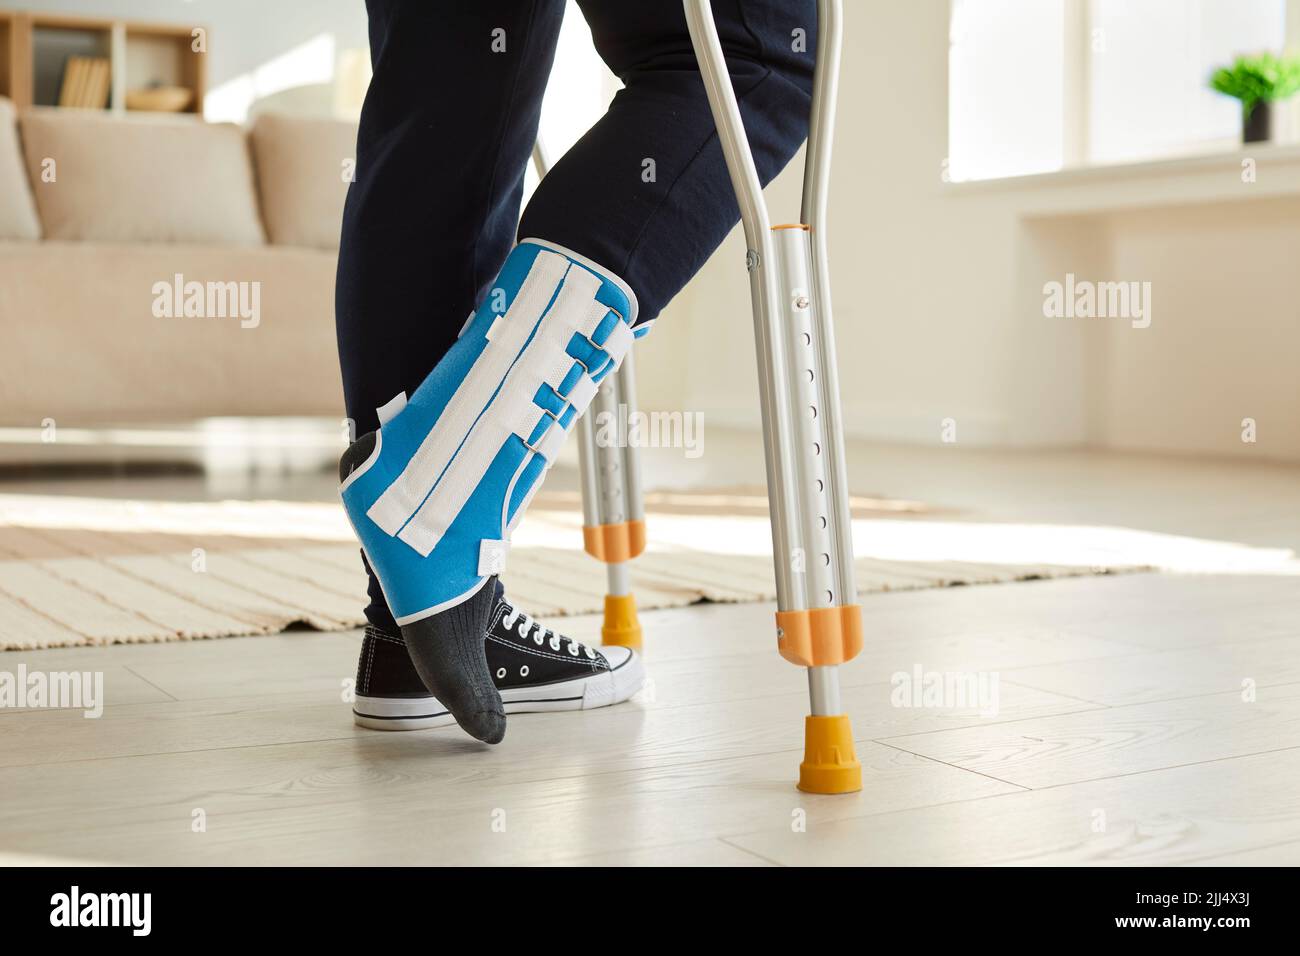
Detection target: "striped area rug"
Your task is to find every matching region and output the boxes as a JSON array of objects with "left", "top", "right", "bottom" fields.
[{"left": 0, "top": 489, "right": 1154, "bottom": 650}]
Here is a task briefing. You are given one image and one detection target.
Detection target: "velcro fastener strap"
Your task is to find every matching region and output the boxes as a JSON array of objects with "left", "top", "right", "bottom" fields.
[
  {"left": 541, "top": 352, "right": 579, "bottom": 394},
  {"left": 376, "top": 391, "right": 407, "bottom": 426},
  {"left": 565, "top": 374, "right": 599, "bottom": 416},
  {"left": 478, "top": 539, "right": 508, "bottom": 575},
  {"left": 367, "top": 248, "right": 570, "bottom": 537},
  {"left": 394, "top": 263, "right": 600, "bottom": 556},
  {"left": 512, "top": 400, "right": 557, "bottom": 446},
  {"left": 600, "top": 320, "right": 635, "bottom": 364},
  {"left": 580, "top": 298, "right": 611, "bottom": 333},
  {"left": 534, "top": 421, "right": 568, "bottom": 462}
]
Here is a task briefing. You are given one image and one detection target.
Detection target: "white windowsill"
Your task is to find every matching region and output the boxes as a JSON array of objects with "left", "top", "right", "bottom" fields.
[{"left": 941, "top": 140, "right": 1300, "bottom": 216}]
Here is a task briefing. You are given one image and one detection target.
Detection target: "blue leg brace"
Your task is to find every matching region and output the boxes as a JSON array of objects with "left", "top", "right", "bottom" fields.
[{"left": 340, "top": 239, "right": 645, "bottom": 623}]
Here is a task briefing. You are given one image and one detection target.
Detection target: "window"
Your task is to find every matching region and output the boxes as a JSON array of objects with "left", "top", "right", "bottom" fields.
[
  {"left": 1089, "top": 0, "right": 1287, "bottom": 163},
  {"left": 949, "top": 0, "right": 1068, "bottom": 181},
  {"left": 949, "top": 0, "right": 1292, "bottom": 181},
  {"left": 523, "top": 2, "right": 618, "bottom": 199}
]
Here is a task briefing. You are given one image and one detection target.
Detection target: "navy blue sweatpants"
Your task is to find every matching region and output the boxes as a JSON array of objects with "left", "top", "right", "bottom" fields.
[{"left": 336, "top": 0, "right": 816, "bottom": 630}]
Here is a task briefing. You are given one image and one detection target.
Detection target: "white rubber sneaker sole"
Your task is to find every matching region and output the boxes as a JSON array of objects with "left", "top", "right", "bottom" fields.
[{"left": 353, "top": 647, "right": 646, "bottom": 731}]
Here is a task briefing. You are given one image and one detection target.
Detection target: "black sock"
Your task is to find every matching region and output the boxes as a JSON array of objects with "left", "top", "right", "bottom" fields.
[
  {"left": 340, "top": 432, "right": 507, "bottom": 744},
  {"left": 399, "top": 579, "right": 505, "bottom": 744}
]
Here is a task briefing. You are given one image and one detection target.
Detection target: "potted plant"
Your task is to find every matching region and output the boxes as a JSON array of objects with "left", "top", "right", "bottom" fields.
[{"left": 1210, "top": 52, "right": 1300, "bottom": 143}]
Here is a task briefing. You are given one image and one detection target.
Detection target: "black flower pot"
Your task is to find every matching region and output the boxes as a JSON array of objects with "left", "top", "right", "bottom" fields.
[{"left": 1243, "top": 101, "right": 1272, "bottom": 143}]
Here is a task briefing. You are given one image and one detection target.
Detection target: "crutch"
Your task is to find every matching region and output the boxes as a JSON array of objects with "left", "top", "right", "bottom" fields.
[
  {"left": 684, "top": 0, "right": 863, "bottom": 793},
  {"left": 532, "top": 141, "right": 647, "bottom": 651}
]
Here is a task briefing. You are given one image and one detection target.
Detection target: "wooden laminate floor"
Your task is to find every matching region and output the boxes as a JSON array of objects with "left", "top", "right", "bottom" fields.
[{"left": 1, "top": 440, "right": 1298, "bottom": 865}]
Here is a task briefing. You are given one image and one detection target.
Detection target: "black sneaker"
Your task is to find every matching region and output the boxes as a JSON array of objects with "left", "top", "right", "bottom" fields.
[{"left": 352, "top": 599, "right": 645, "bottom": 730}]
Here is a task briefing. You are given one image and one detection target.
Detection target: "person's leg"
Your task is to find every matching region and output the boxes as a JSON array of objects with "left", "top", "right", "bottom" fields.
[
  {"left": 338, "top": 0, "right": 815, "bottom": 744},
  {"left": 337, "top": 0, "right": 564, "bottom": 634},
  {"left": 521, "top": 0, "right": 816, "bottom": 328},
  {"left": 336, "top": 0, "right": 565, "bottom": 742}
]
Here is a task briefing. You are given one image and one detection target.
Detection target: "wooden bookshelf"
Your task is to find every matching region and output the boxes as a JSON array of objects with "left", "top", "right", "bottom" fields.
[{"left": 0, "top": 11, "right": 205, "bottom": 115}]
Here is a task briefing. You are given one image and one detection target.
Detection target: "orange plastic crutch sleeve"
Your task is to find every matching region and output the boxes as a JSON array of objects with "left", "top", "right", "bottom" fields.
[
  {"left": 775, "top": 605, "right": 863, "bottom": 667},
  {"left": 581, "top": 519, "right": 646, "bottom": 563}
]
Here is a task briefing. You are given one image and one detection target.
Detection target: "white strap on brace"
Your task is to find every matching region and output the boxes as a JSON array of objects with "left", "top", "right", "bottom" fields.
[
  {"left": 533, "top": 419, "right": 568, "bottom": 461},
  {"left": 565, "top": 374, "right": 599, "bottom": 416},
  {"left": 478, "top": 539, "right": 508, "bottom": 575},
  {"left": 600, "top": 320, "right": 635, "bottom": 364},
  {"left": 456, "top": 309, "right": 476, "bottom": 338},
  {"left": 375, "top": 391, "right": 407, "bottom": 426},
  {"left": 366, "top": 249, "right": 568, "bottom": 536},
  {"left": 396, "top": 264, "right": 608, "bottom": 557}
]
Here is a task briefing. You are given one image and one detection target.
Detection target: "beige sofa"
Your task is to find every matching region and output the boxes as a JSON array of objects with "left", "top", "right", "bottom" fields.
[{"left": 0, "top": 98, "right": 356, "bottom": 428}]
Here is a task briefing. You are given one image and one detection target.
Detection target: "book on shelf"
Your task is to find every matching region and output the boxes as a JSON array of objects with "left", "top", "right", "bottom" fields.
[{"left": 58, "top": 56, "right": 111, "bottom": 110}]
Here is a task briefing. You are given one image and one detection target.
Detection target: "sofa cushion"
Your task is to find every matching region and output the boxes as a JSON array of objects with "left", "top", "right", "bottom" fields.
[
  {"left": 0, "top": 98, "right": 41, "bottom": 241},
  {"left": 19, "top": 108, "right": 265, "bottom": 245},
  {"left": 250, "top": 112, "right": 356, "bottom": 249},
  {"left": 0, "top": 240, "right": 341, "bottom": 424}
]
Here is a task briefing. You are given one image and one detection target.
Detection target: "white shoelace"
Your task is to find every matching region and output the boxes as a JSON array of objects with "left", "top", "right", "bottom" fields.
[{"left": 501, "top": 605, "right": 597, "bottom": 659}]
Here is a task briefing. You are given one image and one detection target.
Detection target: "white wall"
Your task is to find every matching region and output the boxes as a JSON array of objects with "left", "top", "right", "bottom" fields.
[
  {"left": 642, "top": 1, "right": 1030, "bottom": 447},
  {"left": 1095, "top": 200, "right": 1300, "bottom": 457},
  {"left": 638, "top": 0, "right": 1300, "bottom": 462},
  {"left": 14, "top": 1, "right": 1298, "bottom": 461}
]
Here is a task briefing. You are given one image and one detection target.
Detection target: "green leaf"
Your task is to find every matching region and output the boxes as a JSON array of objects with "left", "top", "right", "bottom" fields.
[{"left": 1208, "top": 51, "right": 1300, "bottom": 109}]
